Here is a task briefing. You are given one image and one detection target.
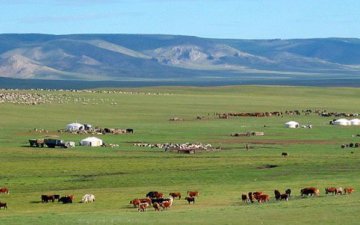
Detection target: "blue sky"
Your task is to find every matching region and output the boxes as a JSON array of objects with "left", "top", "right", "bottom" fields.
[{"left": 0, "top": 0, "right": 359, "bottom": 39}]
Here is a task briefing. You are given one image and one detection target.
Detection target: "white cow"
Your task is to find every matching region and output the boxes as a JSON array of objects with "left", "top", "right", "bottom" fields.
[{"left": 81, "top": 194, "right": 95, "bottom": 203}]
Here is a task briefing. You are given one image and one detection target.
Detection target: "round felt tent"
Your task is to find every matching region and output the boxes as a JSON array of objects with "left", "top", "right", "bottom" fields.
[
  {"left": 66, "top": 122, "right": 84, "bottom": 132},
  {"left": 333, "top": 118, "right": 351, "bottom": 126},
  {"left": 285, "top": 121, "right": 299, "bottom": 128},
  {"left": 350, "top": 118, "right": 360, "bottom": 126},
  {"left": 80, "top": 137, "right": 103, "bottom": 147}
]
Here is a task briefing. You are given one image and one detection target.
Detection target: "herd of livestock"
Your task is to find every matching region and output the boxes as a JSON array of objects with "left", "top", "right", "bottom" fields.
[{"left": 0, "top": 183, "right": 356, "bottom": 212}]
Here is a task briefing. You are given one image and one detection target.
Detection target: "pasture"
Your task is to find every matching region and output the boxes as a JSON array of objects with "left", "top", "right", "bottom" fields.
[{"left": 0, "top": 86, "right": 359, "bottom": 225}]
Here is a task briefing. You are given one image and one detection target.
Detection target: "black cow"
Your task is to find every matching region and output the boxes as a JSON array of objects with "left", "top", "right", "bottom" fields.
[
  {"left": 185, "top": 197, "right": 195, "bottom": 204},
  {"left": 150, "top": 198, "right": 171, "bottom": 204},
  {"left": 41, "top": 195, "right": 55, "bottom": 203},
  {"left": 126, "top": 128, "right": 134, "bottom": 134},
  {"left": 274, "top": 190, "right": 281, "bottom": 200},
  {"left": 285, "top": 189, "right": 291, "bottom": 197},
  {"left": 58, "top": 196, "right": 72, "bottom": 204},
  {"left": 146, "top": 191, "right": 159, "bottom": 198}
]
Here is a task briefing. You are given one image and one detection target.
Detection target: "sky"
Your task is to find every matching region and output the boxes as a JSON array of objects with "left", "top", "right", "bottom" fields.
[{"left": 0, "top": 0, "right": 359, "bottom": 39}]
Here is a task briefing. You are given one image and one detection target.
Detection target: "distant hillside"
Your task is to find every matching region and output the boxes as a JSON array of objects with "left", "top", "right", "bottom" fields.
[{"left": 0, "top": 34, "right": 359, "bottom": 81}]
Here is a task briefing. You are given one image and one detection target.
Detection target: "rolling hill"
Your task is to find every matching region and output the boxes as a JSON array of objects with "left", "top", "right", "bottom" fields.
[{"left": 0, "top": 34, "right": 359, "bottom": 83}]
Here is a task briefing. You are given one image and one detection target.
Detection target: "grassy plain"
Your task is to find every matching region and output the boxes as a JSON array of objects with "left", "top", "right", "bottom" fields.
[{"left": 0, "top": 86, "right": 359, "bottom": 225}]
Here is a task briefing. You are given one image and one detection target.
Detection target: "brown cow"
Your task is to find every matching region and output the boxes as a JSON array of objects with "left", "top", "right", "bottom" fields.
[
  {"left": 138, "top": 203, "right": 149, "bottom": 212},
  {"left": 154, "top": 192, "right": 164, "bottom": 199},
  {"left": 153, "top": 202, "right": 161, "bottom": 211},
  {"left": 161, "top": 197, "right": 173, "bottom": 210},
  {"left": 253, "top": 192, "right": 264, "bottom": 201},
  {"left": 187, "top": 191, "right": 199, "bottom": 198},
  {"left": 0, "top": 187, "right": 9, "bottom": 194},
  {"left": 169, "top": 192, "right": 181, "bottom": 200},
  {"left": 325, "top": 187, "right": 338, "bottom": 195},
  {"left": 130, "top": 198, "right": 152, "bottom": 208},
  {"left": 344, "top": 187, "right": 355, "bottom": 194},
  {"left": 257, "top": 194, "right": 270, "bottom": 203}
]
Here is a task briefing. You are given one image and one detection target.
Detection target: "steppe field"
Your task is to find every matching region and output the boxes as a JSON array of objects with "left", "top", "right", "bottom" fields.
[{"left": 0, "top": 85, "right": 359, "bottom": 225}]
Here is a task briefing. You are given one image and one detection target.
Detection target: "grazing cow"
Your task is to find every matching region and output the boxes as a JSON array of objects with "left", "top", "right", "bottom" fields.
[
  {"left": 81, "top": 194, "right": 95, "bottom": 203},
  {"left": 337, "top": 187, "right": 344, "bottom": 195},
  {"left": 280, "top": 194, "right": 289, "bottom": 201},
  {"left": 257, "top": 194, "right": 270, "bottom": 203},
  {"left": 153, "top": 202, "right": 161, "bottom": 211},
  {"left": 301, "top": 187, "right": 320, "bottom": 197},
  {"left": 241, "top": 194, "right": 248, "bottom": 203},
  {"left": 41, "top": 195, "right": 55, "bottom": 203},
  {"left": 130, "top": 198, "right": 152, "bottom": 207},
  {"left": 161, "top": 197, "right": 173, "bottom": 210},
  {"left": 154, "top": 192, "right": 164, "bottom": 199},
  {"left": 58, "top": 196, "right": 72, "bottom": 204},
  {"left": 169, "top": 192, "right": 181, "bottom": 200},
  {"left": 138, "top": 202, "right": 149, "bottom": 212},
  {"left": 0, "top": 202, "right": 7, "bottom": 209},
  {"left": 274, "top": 190, "right": 281, "bottom": 200},
  {"left": 253, "top": 192, "right": 264, "bottom": 201},
  {"left": 285, "top": 189, "right": 291, "bottom": 197},
  {"left": 187, "top": 191, "right": 199, "bottom": 198},
  {"left": 53, "top": 194, "right": 61, "bottom": 200},
  {"left": 248, "top": 192, "right": 254, "bottom": 203},
  {"left": 185, "top": 196, "right": 195, "bottom": 204},
  {"left": 0, "top": 188, "right": 9, "bottom": 194},
  {"left": 344, "top": 187, "right": 354, "bottom": 194},
  {"left": 126, "top": 128, "right": 134, "bottom": 134},
  {"left": 281, "top": 152, "right": 288, "bottom": 157},
  {"left": 325, "top": 187, "right": 338, "bottom": 195}
]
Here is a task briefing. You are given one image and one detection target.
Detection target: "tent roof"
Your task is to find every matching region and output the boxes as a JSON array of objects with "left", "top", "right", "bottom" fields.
[
  {"left": 81, "top": 137, "right": 102, "bottom": 142},
  {"left": 335, "top": 118, "right": 350, "bottom": 122},
  {"left": 67, "top": 122, "right": 83, "bottom": 127},
  {"left": 285, "top": 121, "right": 299, "bottom": 124}
]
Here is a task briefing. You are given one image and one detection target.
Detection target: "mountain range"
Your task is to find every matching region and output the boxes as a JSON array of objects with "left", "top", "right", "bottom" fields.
[{"left": 1, "top": 34, "right": 360, "bottom": 82}]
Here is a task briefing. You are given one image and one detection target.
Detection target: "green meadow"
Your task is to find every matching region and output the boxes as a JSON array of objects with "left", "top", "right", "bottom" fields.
[{"left": 0, "top": 86, "right": 359, "bottom": 225}]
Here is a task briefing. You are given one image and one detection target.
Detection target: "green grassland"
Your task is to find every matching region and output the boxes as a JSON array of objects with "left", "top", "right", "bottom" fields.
[{"left": 0, "top": 86, "right": 359, "bottom": 225}]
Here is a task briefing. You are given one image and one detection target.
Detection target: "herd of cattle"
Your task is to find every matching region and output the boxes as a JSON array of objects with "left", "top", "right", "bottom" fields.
[
  {"left": 130, "top": 191, "right": 199, "bottom": 212},
  {"left": 0, "top": 186, "right": 356, "bottom": 212},
  {"left": 241, "top": 187, "right": 355, "bottom": 204}
]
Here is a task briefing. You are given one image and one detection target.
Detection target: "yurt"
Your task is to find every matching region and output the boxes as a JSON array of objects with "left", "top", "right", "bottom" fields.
[
  {"left": 350, "top": 118, "right": 360, "bottom": 126},
  {"left": 66, "top": 122, "right": 84, "bottom": 132},
  {"left": 285, "top": 121, "right": 299, "bottom": 128},
  {"left": 333, "top": 118, "right": 351, "bottom": 126},
  {"left": 80, "top": 137, "right": 103, "bottom": 147}
]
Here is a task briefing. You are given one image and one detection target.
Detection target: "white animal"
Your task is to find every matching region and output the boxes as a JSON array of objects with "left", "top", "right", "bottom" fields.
[{"left": 81, "top": 194, "right": 95, "bottom": 203}]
